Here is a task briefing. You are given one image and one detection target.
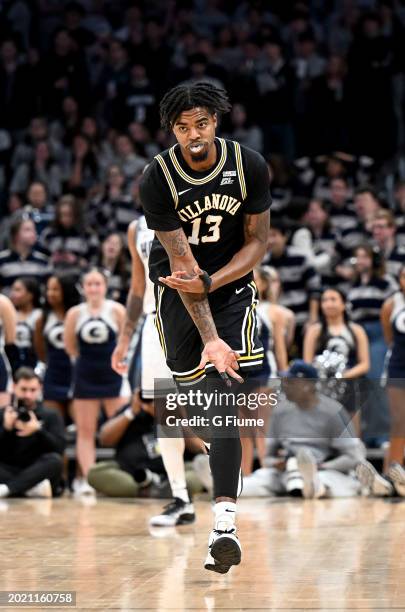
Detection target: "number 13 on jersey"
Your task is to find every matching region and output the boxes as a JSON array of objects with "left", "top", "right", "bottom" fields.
[{"left": 188, "top": 215, "right": 223, "bottom": 245}]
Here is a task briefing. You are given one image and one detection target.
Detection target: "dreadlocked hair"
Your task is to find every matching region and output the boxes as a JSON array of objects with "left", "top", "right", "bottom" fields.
[{"left": 159, "top": 82, "right": 232, "bottom": 131}]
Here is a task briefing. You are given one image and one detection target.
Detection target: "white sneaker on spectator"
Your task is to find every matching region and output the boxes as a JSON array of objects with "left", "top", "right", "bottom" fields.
[
  {"left": 285, "top": 456, "right": 304, "bottom": 495},
  {"left": 387, "top": 463, "right": 405, "bottom": 497},
  {"left": 297, "top": 449, "right": 326, "bottom": 499},
  {"left": 72, "top": 478, "right": 95, "bottom": 496},
  {"left": 356, "top": 460, "right": 394, "bottom": 497},
  {"left": 26, "top": 479, "right": 52, "bottom": 498}
]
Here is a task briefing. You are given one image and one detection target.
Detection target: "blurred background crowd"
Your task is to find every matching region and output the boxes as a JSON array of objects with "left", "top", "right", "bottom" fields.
[{"left": 0, "top": 0, "right": 405, "bottom": 500}]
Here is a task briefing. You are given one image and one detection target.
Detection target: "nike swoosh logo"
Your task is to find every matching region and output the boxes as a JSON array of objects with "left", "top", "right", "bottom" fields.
[
  {"left": 225, "top": 508, "right": 235, "bottom": 512},
  {"left": 235, "top": 288, "right": 244, "bottom": 294},
  {"left": 178, "top": 188, "right": 193, "bottom": 196}
]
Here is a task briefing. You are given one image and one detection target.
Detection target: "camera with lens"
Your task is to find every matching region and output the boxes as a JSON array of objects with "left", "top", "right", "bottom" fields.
[{"left": 13, "top": 398, "right": 32, "bottom": 422}]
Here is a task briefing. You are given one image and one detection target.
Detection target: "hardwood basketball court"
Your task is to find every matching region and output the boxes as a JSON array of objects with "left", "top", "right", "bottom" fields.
[{"left": 1, "top": 496, "right": 405, "bottom": 611}]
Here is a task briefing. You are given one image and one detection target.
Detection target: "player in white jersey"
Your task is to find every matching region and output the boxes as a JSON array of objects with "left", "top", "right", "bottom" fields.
[{"left": 112, "top": 217, "right": 197, "bottom": 526}]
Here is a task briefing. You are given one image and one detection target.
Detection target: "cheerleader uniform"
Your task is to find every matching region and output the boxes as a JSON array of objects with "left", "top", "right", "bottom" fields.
[
  {"left": 13, "top": 309, "right": 41, "bottom": 371},
  {"left": 316, "top": 324, "right": 360, "bottom": 414},
  {"left": 387, "top": 291, "right": 405, "bottom": 388},
  {"left": 0, "top": 320, "right": 12, "bottom": 393},
  {"left": 317, "top": 324, "right": 357, "bottom": 369},
  {"left": 73, "top": 300, "right": 129, "bottom": 399},
  {"left": 256, "top": 300, "right": 278, "bottom": 382},
  {"left": 43, "top": 313, "right": 72, "bottom": 402},
  {"left": 135, "top": 216, "right": 173, "bottom": 399}
]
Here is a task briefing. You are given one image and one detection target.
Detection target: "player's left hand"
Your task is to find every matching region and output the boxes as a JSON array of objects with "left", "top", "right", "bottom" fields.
[
  {"left": 199, "top": 338, "right": 243, "bottom": 385},
  {"left": 159, "top": 265, "right": 206, "bottom": 293}
]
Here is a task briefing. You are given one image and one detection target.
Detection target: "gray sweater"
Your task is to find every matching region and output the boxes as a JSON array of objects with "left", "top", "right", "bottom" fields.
[{"left": 267, "top": 393, "right": 365, "bottom": 473}]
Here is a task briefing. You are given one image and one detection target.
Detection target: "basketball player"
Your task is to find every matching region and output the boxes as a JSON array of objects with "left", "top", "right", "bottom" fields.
[
  {"left": 112, "top": 216, "right": 197, "bottom": 526},
  {"left": 139, "top": 82, "right": 271, "bottom": 573}
]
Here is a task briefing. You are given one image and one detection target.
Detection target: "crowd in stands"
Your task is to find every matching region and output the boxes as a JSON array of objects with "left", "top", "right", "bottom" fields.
[{"left": 1, "top": 0, "right": 405, "bottom": 501}]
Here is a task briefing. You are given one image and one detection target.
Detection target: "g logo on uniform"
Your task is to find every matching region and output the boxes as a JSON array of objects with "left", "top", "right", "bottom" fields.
[
  {"left": 80, "top": 320, "right": 109, "bottom": 344},
  {"left": 48, "top": 326, "right": 65, "bottom": 350}
]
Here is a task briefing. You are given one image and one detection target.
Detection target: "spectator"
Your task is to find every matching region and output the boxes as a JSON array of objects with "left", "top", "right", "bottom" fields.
[
  {"left": 9, "top": 140, "right": 63, "bottom": 200},
  {"left": 222, "top": 103, "right": 263, "bottom": 152},
  {"left": 113, "top": 134, "right": 147, "bottom": 181},
  {"left": 42, "top": 29, "right": 89, "bottom": 117},
  {"left": 97, "top": 39, "right": 130, "bottom": 127},
  {"left": 0, "top": 367, "right": 65, "bottom": 499},
  {"left": 39, "top": 194, "right": 99, "bottom": 274},
  {"left": 0, "top": 38, "right": 34, "bottom": 130},
  {"left": 11, "top": 116, "right": 65, "bottom": 170},
  {"left": 64, "top": 268, "right": 130, "bottom": 494},
  {"left": 67, "top": 133, "right": 100, "bottom": 196},
  {"left": 255, "top": 39, "right": 294, "bottom": 159},
  {"left": 303, "top": 287, "right": 369, "bottom": 433},
  {"left": 303, "top": 198, "right": 339, "bottom": 287},
  {"left": 87, "top": 394, "right": 165, "bottom": 497},
  {"left": 89, "top": 164, "right": 138, "bottom": 242},
  {"left": 263, "top": 218, "right": 320, "bottom": 350},
  {"left": 9, "top": 278, "right": 41, "bottom": 373},
  {"left": 34, "top": 273, "right": 80, "bottom": 419},
  {"left": 23, "top": 181, "right": 55, "bottom": 235},
  {"left": 0, "top": 217, "right": 50, "bottom": 294},
  {"left": 335, "top": 186, "right": 381, "bottom": 279},
  {"left": 97, "top": 233, "right": 130, "bottom": 305},
  {"left": 115, "top": 63, "right": 157, "bottom": 131},
  {"left": 327, "top": 176, "right": 357, "bottom": 232},
  {"left": 240, "top": 361, "right": 365, "bottom": 498},
  {"left": 347, "top": 244, "right": 395, "bottom": 444},
  {"left": 0, "top": 294, "right": 17, "bottom": 406},
  {"left": 372, "top": 210, "right": 405, "bottom": 278}
]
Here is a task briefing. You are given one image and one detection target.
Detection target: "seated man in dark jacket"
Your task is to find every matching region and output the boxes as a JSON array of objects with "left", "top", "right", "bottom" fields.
[{"left": 0, "top": 367, "right": 65, "bottom": 498}]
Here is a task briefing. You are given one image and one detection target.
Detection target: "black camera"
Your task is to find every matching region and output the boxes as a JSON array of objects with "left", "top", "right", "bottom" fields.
[{"left": 14, "top": 399, "right": 32, "bottom": 422}]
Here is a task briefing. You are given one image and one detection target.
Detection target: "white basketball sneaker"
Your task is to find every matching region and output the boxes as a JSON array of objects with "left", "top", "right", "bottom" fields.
[
  {"left": 149, "top": 497, "right": 195, "bottom": 527},
  {"left": 204, "top": 527, "right": 241, "bottom": 574}
]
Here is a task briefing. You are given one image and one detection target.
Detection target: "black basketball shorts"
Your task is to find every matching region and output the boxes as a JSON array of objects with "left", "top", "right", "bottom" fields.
[{"left": 154, "top": 280, "right": 264, "bottom": 387}]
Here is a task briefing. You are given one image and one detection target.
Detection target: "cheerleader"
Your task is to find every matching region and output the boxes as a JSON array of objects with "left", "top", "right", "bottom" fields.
[
  {"left": 0, "top": 294, "right": 17, "bottom": 405},
  {"left": 9, "top": 278, "right": 41, "bottom": 372},
  {"left": 64, "top": 268, "right": 129, "bottom": 492},
  {"left": 356, "top": 266, "right": 405, "bottom": 497},
  {"left": 34, "top": 273, "right": 80, "bottom": 417},
  {"left": 304, "top": 288, "right": 369, "bottom": 432}
]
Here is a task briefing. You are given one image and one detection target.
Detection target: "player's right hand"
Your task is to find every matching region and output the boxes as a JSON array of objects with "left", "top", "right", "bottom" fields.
[
  {"left": 111, "top": 341, "right": 129, "bottom": 375},
  {"left": 198, "top": 338, "right": 243, "bottom": 385}
]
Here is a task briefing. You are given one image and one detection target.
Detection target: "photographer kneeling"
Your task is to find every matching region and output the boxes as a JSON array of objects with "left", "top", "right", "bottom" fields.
[
  {"left": 0, "top": 367, "right": 65, "bottom": 498},
  {"left": 87, "top": 393, "right": 167, "bottom": 497}
]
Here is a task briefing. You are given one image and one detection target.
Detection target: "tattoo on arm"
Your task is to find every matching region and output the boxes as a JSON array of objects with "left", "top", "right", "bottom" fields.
[
  {"left": 123, "top": 292, "right": 143, "bottom": 339},
  {"left": 156, "top": 229, "right": 218, "bottom": 344},
  {"left": 243, "top": 210, "right": 270, "bottom": 245}
]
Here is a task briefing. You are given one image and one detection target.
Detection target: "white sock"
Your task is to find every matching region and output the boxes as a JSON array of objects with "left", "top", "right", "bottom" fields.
[
  {"left": 158, "top": 437, "right": 190, "bottom": 503},
  {"left": 0, "top": 484, "right": 10, "bottom": 498},
  {"left": 214, "top": 501, "right": 236, "bottom": 532}
]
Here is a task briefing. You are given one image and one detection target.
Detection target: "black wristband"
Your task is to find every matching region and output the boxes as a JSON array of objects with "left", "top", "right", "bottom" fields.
[{"left": 199, "top": 270, "right": 212, "bottom": 294}]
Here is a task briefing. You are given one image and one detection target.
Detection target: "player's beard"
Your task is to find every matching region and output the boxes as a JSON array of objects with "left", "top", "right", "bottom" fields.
[
  {"left": 190, "top": 148, "right": 209, "bottom": 162},
  {"left": 188, "top": 141, "right": 209, "bottom": 162}
]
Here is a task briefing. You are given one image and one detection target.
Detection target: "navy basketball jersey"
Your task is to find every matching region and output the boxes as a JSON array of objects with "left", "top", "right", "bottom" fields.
[{"left": 140, "top": 138, "right": 271, "bottom": 290}]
